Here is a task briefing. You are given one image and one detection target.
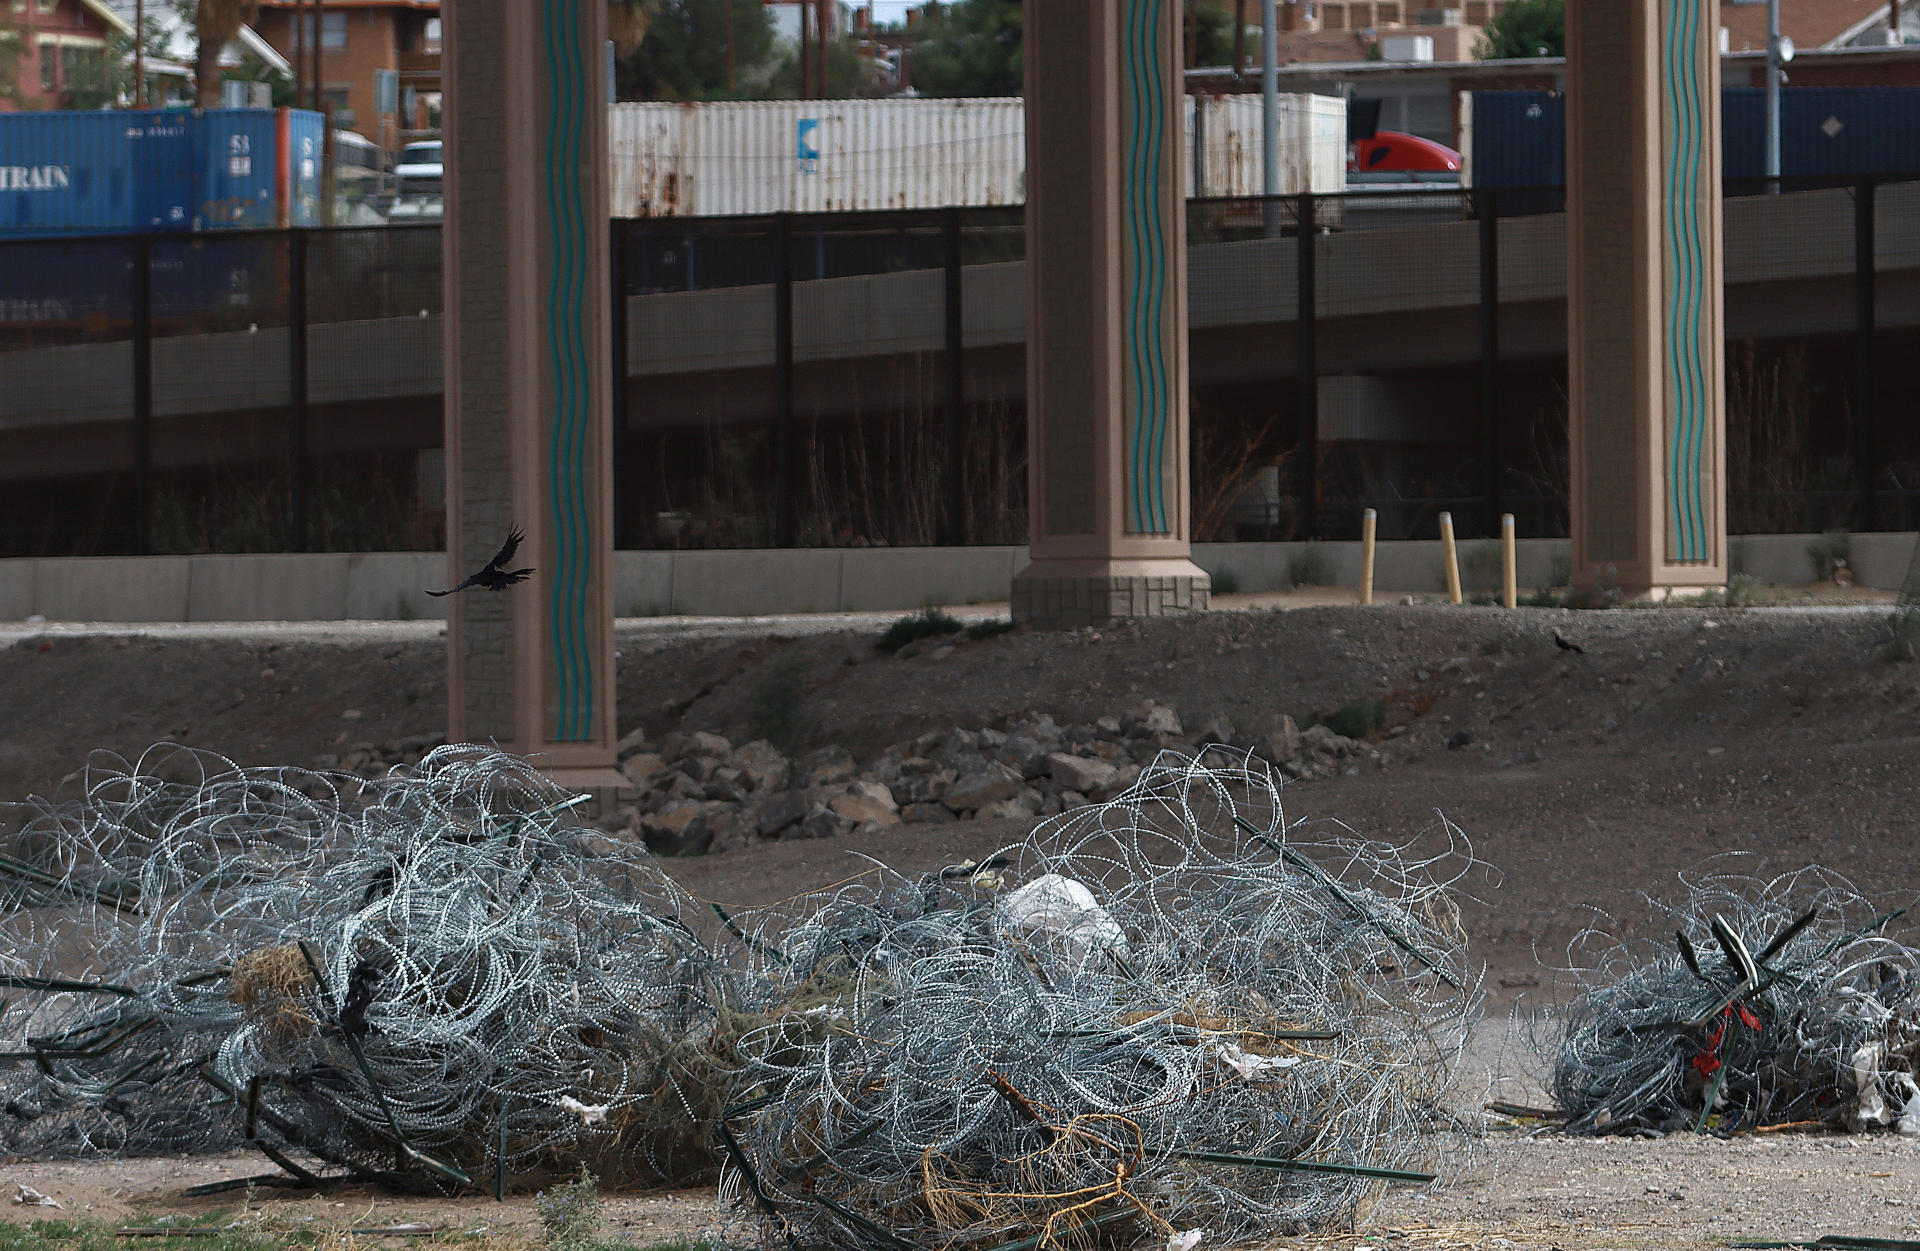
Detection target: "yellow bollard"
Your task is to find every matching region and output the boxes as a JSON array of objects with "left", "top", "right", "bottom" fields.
[
  {"left": 1360, "top": 509, "right": 1377, "bottom": 605},
  {"left": 1501, "top": 513, "right": 1517, "bottom": 609},
  {"left": 1439, "top": 511, "right": 1462, "bottom": 604}
]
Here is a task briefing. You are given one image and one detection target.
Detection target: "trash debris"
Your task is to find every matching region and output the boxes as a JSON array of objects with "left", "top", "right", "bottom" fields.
[
  {"left": 12, "top": 1184, "right": 61, "bottom": 1208},
  {"left": 721, "top": 749, "right": 1484, "bottom": 1249},
  {"left": 1544, "top": 858, "right": 1920, "bottom": 1136},
  {"left": 1000, "top": 871, "right": 1131, "bottom": 961}
]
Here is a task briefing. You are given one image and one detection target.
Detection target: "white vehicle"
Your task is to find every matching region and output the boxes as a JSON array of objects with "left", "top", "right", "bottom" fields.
[
  {"left": 389, "top": 139, "right": 443, "bottom": 222},
  {"left": 333, "top": 130, "right": 393, "bottom": 203},
  {"left": 394, "top": 139, "right": 442, "bottom": 195}
]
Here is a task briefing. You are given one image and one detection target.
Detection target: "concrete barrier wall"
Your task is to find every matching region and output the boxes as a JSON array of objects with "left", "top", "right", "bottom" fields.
[{"left": 1, "top": 533, "right": 1911, "bottom": 622}]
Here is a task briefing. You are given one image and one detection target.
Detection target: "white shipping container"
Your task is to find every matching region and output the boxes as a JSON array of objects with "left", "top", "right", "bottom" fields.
[
  {"left": 1190, "top": 93, "right": 1349, "bottom": 200},
  {"left": 608, "top": 94, "right": 1346, "bottom": 217}
]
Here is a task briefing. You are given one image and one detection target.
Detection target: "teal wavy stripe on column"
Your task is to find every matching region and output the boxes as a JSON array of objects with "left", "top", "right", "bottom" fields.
[
  {"left": 1122, "top": 0, "right": 1169, "bottom": 534},
  {"left": 1122, "top": 0, "right": 1148, "bottom": 531},
  {"left": 1143, "top": 0, "right": 1169, "bottom": 534},
  {"left": 541, "top": 0, "right": 591, "bottom": 740},
  {"left": 1677, "top": 0, "right": 1705, "bottom": 562},
  {"left": 1663, "top": 0, "right": 1708, "bottom": 564},
  {"left": 563, "top": 5, "right": 590, "bottom": 740}
]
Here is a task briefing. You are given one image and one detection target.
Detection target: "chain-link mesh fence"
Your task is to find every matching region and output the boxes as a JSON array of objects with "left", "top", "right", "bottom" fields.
[
  {"left": 0, "top": 236, "right": 142, "bottom": 556},
  {"left": 4, "top": 173, "right": 1914, "bottom": 559}
]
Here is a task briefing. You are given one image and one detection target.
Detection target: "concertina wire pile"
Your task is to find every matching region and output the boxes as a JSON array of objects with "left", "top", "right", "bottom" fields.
[
  {"left": 1543, "top": 858, "right": 1920, "bottom": 1138},
  {"left": 0, "top": 743, "right": 1486, "bottom": 1248}
]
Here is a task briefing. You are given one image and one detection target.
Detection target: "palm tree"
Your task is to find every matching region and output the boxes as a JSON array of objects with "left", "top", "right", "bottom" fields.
[{"left": 192, "top": 0, "right": 258, "bottom": 107}]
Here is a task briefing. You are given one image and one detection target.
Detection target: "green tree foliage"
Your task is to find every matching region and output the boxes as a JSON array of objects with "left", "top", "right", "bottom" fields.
[
  {"left": 909, "top": 1, "right": 1235, "bottom": 97},
  {"left": 765, "top": 36, "right": 891, "bottom": 99},
  {"left": 910, "top": 0, "right": 1021, "bottom": 97},
  {"left": 0, "top": 12, "right": 23, "bottom": 107},
  {"left": 617, "top": 0, "right": 774, "bottom": 101},
  {"left": 1187, "top": 2, "right": 1238, "bottom": 68},
  {"left": 1476, "top": 0, "right": 1564, "bottom": 59},
  {"left": 60, "top": 43, "right": 119, "bottom": 110}
]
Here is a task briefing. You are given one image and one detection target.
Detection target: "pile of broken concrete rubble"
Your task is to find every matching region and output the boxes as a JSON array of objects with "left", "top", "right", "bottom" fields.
[{"left": 611, "top": 702, "right": 1384, "bottom": 855}]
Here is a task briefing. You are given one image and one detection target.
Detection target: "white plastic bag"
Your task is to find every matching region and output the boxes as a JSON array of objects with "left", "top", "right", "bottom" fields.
[
  {"left": 1001, "top": 873, "right": 1130, "bottom": 962},
  {"left": 1848, "top": 1042, "right": 1893, "bottom": 1131},
  {"left": 1896, "top": 1073, "right": 1920, "bottom": 1136},
  {"left": 1211, "top": 1041, "right": 1302, "bottom": 1082}
]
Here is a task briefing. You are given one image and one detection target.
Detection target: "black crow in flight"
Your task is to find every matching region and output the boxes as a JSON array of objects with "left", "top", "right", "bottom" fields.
[{"left": 428, "top": 525, "right": 534, "bottom": 596}]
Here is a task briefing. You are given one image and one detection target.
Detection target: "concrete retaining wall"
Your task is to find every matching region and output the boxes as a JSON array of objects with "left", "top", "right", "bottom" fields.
[{"left": 1, "top": 533, "right": 1911, "bottom": 622}]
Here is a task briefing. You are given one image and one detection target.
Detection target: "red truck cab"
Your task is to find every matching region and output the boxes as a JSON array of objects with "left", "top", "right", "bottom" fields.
[{"left": 1349, "top": 131, "right": 1463, "bottom": 182}]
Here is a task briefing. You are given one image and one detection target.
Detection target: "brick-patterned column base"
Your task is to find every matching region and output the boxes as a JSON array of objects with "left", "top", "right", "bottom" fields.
[{"left": 1012, "top": 562, "right": 1212, "bottom": 629}]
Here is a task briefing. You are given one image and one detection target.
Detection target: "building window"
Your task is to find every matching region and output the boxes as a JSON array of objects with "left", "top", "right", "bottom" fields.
[
  {"left": 39, "top": 41, "right": 55, "bottom": 91},
  {"left": 298, "top": 12, "right": 350, "bottom": 50},
  {"left": 36, "top": 0, "right": 56, "bottom": 13},
  {"left": 324, "top": 84, "right": 353, "bottom": 126}
]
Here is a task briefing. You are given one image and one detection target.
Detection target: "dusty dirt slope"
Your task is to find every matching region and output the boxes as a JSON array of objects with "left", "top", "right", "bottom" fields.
[
  {"left": 9, "top": 599, "right": 1919, "bottom": 975},
  {"left": 4, "top": 596, "right": 1920, "bottom": 1246}
]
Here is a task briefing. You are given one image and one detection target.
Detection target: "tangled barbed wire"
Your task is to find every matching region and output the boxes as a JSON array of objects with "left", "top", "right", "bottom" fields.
[
  {"left": 720, "top": 748, "right": 1488, "bottom": 1250},
  {"left": 1, "top": 742, "right": 1489, "bottom": 1248},
  {"left": 0, "top": 743, "right": 735, "bottom": 1191},
  {"left": 1542, "top": 858, "right": 1920, "bottom": 1136}
]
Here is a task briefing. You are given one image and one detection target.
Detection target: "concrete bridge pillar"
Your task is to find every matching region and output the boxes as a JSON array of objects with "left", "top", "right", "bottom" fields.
[
  {"left": 1011, "top": 0, "right": 1211, "bottom": 628},
  {"left": 1566, "top": 0, "right": 1727, "bottom": 598},
  {"left": 440, "top": 0, "right": 620, "bottom": 785}
]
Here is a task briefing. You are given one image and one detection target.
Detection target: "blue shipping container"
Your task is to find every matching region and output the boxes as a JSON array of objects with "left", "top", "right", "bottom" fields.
[
  {"left": 0, "top": 108, "right": 325, "bottom": 237},
  {"left": 1467, "top": 91, "right": 1565, "bottom": 192},
  {"left": 1472, "top": 87, "right": 1920, "bottom": 192},
  {"left": 196, "top": 108, "right": 325, "bottom": 229},
  {"left": 1720, "top": 87, "right": 1920, "bottom": 181},
  {"left": 0, "top": 233, "right": 287, "bottom": 328},
  {"left": 0, "top": 111, "right": 194, "bottom": 234}
]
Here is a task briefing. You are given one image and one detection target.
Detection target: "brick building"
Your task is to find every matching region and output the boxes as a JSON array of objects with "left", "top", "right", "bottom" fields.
[
  {"left": 0, "top": 0, "right": 133, "bottom": 111},
  {"left": 251, "top": 0, "right": 439, "bottom": 146}
]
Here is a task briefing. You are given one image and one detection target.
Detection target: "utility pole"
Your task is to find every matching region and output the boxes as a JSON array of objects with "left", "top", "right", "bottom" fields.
[
  {"left": 725, "top": 0, "right": 735, "bottom": 93},
  {"left": 1233, "top": 0, "right": 1247, "bottom": 78},
  {"left": 310, "top": 0, "right": 322, "bottom": 112},
  {"left": 815, "top": 0, "right": 828, "bottom": 98},
  {"left": 1262, "top": 0, "right": 1278, "bottom": 195},
  {"left": 800, "top": 1, "right": 810, "bottom": 98},
  {"left": 292, "top": 0, "right": 304, "bottom": 112},
  {"left": 134, "top": 0, "right": 144, "bottom": 106},
  {"left": 1765, "top": 0, "right": 1781, "bottom": 187}
]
